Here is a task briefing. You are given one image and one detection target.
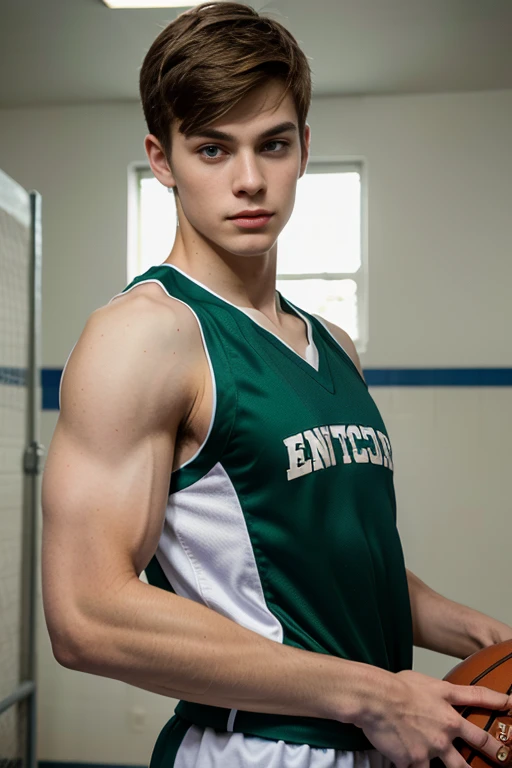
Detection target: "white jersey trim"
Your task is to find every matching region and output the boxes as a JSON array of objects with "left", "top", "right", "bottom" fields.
[
  {"left": 58, "top": 340, "right": 78, "bottom": 410},
  {"left": 159, "top": 263, "right": 320, "bottom": 372},
  {"left": 108, "top": 279, "right": 217, "bottom": 473}
]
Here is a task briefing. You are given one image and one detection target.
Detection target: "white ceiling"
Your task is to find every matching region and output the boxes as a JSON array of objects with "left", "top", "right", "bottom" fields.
[{"left": 1, "top": 0, "right": 512, "bottom": 108}]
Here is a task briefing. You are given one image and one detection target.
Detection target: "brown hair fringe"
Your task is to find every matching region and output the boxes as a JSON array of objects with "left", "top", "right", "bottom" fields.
[{"left": 139, "top": 2, "right": 312, "bottom": 165}]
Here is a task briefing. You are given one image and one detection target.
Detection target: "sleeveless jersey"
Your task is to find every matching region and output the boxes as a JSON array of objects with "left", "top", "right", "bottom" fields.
[{"left": 117, "top": 263, "right": 413, "bottom": 751}]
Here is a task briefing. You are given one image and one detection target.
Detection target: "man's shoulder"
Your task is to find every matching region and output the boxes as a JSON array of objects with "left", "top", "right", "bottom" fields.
[
  {"left": 99, "top": 280, "right": 199, "bottom": 338},
  {"left": 63, "top": 281, "right": 204, "bottom": 412},
  {"left": 81, "top": 280, "right": 206, "bottom": 367},
  {"left": 60, "top": 286, "right": 203, "bottom": 436}
]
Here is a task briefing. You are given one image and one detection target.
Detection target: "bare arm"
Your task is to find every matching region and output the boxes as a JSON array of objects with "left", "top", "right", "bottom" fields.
[
  {"left": 406, "top": 568, "right": 512, "bottom": 658},
  {"left": 41, "top": 293, "right": 512, "bottom": 768}
]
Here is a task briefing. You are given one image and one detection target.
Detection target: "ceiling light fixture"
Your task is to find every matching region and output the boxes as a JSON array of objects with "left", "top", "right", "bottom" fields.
[{"left": 101, "top": 0, "right": 223, "bottom": 8}]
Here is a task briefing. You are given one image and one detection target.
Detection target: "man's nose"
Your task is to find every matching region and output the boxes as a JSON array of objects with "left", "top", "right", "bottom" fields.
[{"left": 232, "top": 151, "right": 267, "bottom": 196}]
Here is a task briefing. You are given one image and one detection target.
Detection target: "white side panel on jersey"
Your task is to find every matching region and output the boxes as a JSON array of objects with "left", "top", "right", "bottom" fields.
[
  {"left": 156, "top": 461, "right": 284, "bottom": 643},
  {"left": 156, "top": 461, "right": 285, "bottom": 731}
]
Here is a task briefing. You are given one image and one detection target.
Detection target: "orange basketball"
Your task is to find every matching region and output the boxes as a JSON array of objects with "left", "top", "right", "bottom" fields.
[{"left": 442, "top": 640, "right": 512, "bottom": 768}]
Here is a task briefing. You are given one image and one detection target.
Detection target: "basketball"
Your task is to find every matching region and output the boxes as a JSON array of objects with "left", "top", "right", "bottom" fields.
[{"left": 443, "top": 640, "right": 512, "bottom": 768}]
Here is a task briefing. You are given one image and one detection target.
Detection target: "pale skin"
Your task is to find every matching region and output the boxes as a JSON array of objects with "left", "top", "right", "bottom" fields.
[{"left": 41, "top": 79, "right": 512, "bottom": 768}]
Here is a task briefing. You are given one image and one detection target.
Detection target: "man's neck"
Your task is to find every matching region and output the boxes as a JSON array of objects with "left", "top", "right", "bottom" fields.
[{"left": 164, "top": 232, "right": 281, "bottom": 323}]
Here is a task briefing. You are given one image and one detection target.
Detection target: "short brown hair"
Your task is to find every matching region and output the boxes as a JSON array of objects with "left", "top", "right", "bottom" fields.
[{"left": 139, "top": 2, "right": 312, "bottom": 165}]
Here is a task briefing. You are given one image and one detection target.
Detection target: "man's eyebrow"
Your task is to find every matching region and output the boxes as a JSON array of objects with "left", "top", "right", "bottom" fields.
[{"left": 185, "top": 121, "right": 298, "bottom": 142}]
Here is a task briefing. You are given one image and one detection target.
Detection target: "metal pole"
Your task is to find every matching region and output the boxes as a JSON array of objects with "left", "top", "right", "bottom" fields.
[
  {"left": 20, "top": 190, "right": 43, "bottom": 768},
  {"left": 0, "top": 682, "right": 36, "bottom": 717}
]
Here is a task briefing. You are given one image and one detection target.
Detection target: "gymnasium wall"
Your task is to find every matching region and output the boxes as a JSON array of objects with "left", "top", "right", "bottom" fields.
[{"left": 0, "top": 88, "right": 511, "bottom": 765}]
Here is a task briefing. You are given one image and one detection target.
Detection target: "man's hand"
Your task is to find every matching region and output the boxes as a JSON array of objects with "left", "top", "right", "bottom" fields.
[
  {"left": 355, "top": 669, "right": 512, "bottom": 768},
  {"left": 478, "top": 620, "right": 512, "bottom": 648}
]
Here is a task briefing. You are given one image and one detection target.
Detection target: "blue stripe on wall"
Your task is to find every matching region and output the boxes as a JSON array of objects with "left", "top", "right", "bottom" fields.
[
  {"left": 41, "top": 368, "right": 62, "bottom": 411},
  {"left": 364, "top": 368, "right": 512, "bottom": 387},
  {"left": 2, "top": 367, "right": 512, "bottom": 411}
]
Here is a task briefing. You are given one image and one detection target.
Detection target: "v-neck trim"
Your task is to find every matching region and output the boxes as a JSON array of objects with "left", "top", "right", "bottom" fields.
[
  {"left": 238, "top": 295, "right": 319, "bottom": 372},
  {"left": 157, "top": 263, "right": 320, "bottom": 372}
]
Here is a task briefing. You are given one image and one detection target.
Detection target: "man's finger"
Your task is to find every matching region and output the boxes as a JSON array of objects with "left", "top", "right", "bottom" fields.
[
  {"left": 459, "top": 718, "right": 512, "bottom": 766},
  {"left": 446, "top": 684, "right": 512, "bottom": 712},
  {"left": 440, "top": 746, "right": 474, "bottom": 768}
]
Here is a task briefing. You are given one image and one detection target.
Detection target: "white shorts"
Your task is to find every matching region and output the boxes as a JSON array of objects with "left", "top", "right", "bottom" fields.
[{"left": 150, "top": 714, "right": 392, "bottom": 768}]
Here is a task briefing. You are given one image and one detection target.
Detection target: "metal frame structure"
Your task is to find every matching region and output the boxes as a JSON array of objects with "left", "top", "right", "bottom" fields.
[{"left": 0, "top": 181, "right": 42, "bottom": 768}]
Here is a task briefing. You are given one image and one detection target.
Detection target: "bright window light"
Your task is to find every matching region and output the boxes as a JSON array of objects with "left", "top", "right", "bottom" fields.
[
  {"left": 102, "top": 1, "right": 221, "bottom": 8},
  {"left": 131, "top": 163, "right": 367, "bottom": 349},
  {"left": 275, "top": 168, "right": 363, "bottom": 342}
]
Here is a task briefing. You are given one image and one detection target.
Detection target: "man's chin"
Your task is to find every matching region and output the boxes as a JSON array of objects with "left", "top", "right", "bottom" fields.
[
  {"left": 197, "top": 227, "right": 278, "bottom": 259},
  {"left": 224, "top": 233, "right": 280, "bottom": 257},
  {"left": 226, "top": 245, "right": 277, "bottom": 259}
]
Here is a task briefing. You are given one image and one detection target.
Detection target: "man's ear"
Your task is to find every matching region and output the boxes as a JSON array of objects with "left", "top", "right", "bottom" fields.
[
  {"left": 144, "top": 134, "right": 177, "bottom": 190},
  {"left": 299, "top": 123, "right": 311, "bottom": 179}
]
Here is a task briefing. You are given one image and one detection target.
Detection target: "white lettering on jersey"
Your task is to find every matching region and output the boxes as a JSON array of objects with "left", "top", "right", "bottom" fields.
[
  {"left": 376, "top": 430, "right": 394, "bottom": 471},
  {"left": 360, "top": 426, "right": 383, "bottom": 466},
  {"left": 329, "top": 425, "right": 352, "bottom": 464},
  {"left": 283, "top": 433, "right": 313, "bottom": 480},
  {"left": 304, "top": 427, "right": 333, "bottom": 471},
  {"left": 284, "top": 424, "right": 393, "bottom": 480},
  {"left": 320, "top": 426, "right": 337, "bottom": 466},
  {"left": 346, "top": 425, "right": 370, "bottom": 464}
]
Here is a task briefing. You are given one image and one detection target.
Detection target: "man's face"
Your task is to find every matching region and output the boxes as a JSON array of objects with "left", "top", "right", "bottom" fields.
[{"left": 163, "top": 80, "right": 310, "bottom": 259}]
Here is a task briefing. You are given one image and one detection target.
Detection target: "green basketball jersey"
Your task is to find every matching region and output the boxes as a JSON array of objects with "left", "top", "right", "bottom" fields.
[{"left": 117, "top": 263, "right": 413, "bottom": 751}]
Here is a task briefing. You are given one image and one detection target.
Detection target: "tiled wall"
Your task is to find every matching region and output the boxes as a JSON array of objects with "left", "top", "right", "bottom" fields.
[
  {"left": 372, "top": 386, "right": 511, "bottom": 660},
  {"left": 0, "top": 381, "right": 25, "bottom": 759},
  {"left": 0, "top": 197, "right": 31, "bottom": 760}
]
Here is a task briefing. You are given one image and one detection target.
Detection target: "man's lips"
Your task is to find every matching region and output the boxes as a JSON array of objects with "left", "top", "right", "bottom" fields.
[
  {"left": 228, "top": 211, "right": 274, "bottom": 219},
  {"left": 228, "top": 213, "right": 274, "bottom": 228}
]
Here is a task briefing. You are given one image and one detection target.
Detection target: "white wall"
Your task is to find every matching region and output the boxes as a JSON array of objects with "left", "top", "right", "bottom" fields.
[{"left": 0, "top": 89, "right": 511, "bottom": 765}]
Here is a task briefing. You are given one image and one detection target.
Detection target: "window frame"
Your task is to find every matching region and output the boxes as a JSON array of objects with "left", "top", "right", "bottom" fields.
[{"left": 276, "top": 159, "right": 367, "bottom": 353}]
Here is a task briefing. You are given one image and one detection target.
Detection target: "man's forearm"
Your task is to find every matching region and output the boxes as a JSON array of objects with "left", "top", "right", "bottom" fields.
[
  {"left": 56, "top": 575, "right": 395, "bottom": 725},
  {"left": 406, "top": 569, "right": 512, "bottom": 659}
]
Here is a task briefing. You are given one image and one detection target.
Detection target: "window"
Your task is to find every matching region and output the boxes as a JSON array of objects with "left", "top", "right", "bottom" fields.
[{"left": 129, "top": 161, "right": 367, "bottom": 350}]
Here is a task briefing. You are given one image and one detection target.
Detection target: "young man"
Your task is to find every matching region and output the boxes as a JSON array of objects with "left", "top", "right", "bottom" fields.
[{"left": 41, "top": 3, "right": 512, "bottom": 767}]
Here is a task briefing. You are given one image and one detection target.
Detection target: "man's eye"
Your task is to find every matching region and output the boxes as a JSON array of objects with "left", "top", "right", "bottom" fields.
[
  {"left": 199, "top": 145, "right": 223, "bottom": 159},
  {"left": 264, "top": 140, "right": 288, "bottom": 152}
]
